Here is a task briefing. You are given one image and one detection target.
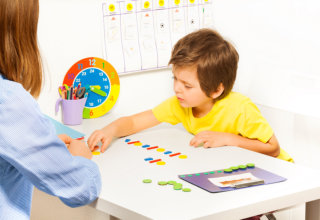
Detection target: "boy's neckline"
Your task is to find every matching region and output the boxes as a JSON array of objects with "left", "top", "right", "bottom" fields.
[{"left": 191, "top": 100, "right": 216, "bottom": 119}]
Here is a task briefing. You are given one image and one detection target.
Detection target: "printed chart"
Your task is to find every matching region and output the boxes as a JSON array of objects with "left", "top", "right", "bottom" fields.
[
  {"left": 101, "top": 0, "right": 214, "bottom": 74},
  {"left": 179, "top": 165, "right": 287, "bottom": 193}
]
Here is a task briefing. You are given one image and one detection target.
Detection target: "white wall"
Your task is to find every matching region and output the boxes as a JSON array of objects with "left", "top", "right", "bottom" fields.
[{"left": 212, "top": 0, "right": 320, "bottom": 118}]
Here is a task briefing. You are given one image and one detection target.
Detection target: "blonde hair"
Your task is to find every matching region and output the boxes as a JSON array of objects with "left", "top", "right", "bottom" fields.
[
  {"left": 0, "top": 0, "right": 42, "bottom": 98},
  {"left": 169, "top": 29, "right": 239, "bottom": 101}
]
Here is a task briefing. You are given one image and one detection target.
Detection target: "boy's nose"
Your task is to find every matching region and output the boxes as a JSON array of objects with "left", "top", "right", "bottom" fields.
[{"left": 174, "top": 82, "right": 182, "bottom": 93}]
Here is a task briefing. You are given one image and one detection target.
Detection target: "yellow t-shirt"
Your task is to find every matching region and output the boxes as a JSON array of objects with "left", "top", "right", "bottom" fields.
[{"left": 152, "top": 92, "right": 293, "bottom": 162}]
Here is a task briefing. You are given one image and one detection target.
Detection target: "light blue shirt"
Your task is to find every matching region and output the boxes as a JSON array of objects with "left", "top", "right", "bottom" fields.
[{"left": 0, "top": 74, "right": 101, "bottom": 220}]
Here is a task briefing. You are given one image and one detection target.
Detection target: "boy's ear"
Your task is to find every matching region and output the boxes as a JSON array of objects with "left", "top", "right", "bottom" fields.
[{"left": 210, "top": 83, "right": 224, "bottom": 99}]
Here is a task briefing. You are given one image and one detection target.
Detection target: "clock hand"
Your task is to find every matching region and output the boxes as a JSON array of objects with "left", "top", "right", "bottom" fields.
[
  {"left": 90, "top": 85, "right": 101, "bottom": 89},
  {"left": 89, "top": 86, "right": 107, "bottom": 97}
]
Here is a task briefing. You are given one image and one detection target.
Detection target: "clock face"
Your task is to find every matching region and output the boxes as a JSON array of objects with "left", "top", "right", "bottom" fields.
[{"left": 62, "top": 57, "right": 120, "bottom": 118}]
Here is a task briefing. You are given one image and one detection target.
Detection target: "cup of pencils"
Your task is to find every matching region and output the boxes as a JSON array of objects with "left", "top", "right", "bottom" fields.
[{"left": 55, "top": 84, "right": 88, "bottom": 125}]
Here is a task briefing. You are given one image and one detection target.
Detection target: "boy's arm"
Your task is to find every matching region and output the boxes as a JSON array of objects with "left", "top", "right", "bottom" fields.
[
  {"left": 190, "top": 131, "right": 280, "bottom": 157},
  {"left": 87, "top": 110, "right": 160, "bottom": 152},
  {"left": 228, "top": 133, "right": 280, "bottom": 157}
]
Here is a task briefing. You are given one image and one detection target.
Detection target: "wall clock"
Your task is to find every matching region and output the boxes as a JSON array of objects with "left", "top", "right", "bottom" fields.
[{"left": 62, "top": 57, "right": 120, "bottom": 118}]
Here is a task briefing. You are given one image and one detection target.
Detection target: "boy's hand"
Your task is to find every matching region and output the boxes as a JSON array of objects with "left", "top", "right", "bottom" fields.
[
  {"left": 68, "top": 139, "right": 92, "bottom": 159},
  {"left": 190, "top": 131, "right": 232, "bottom": 148},
  {"left": 87, "top": 128, "right": 114, "bottom": 153}
]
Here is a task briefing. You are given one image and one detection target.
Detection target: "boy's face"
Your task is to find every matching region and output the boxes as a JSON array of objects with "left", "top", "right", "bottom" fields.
[{"left": 173, "top": 66, "right": 213, "bottom": 108}]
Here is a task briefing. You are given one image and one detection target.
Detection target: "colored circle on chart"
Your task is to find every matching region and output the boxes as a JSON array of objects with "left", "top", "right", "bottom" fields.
[
  {"left": 62, "top": 57, "right": 120, "bottom": 119},
  {"left": 109, "top": 4, "right": 115, "bottom": 12},
  {"left": 144, "top": 1, "right": 150, "bottom": 9},
  {"left": 189, "top": 0, "right": 195, "bottom": 3},
  {"left": 174, "top": 0, "right": 180, "bottom": 5},
  {"left": 159, "top": 0, "right": 165, "bottom": 7},
  {"left": 127, "top": 3, "right": 133, "bottom": 11}
]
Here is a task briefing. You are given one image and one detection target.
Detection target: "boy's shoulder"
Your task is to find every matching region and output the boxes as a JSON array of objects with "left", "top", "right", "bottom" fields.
[
  {"left": 215, "top": 92, "right": 258, "bottom": 118},
  {"left": 220, "top": 92, "right": 251, "bottom": 105}
]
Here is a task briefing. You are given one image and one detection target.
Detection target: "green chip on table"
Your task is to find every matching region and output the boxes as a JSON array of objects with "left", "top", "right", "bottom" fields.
[
  {"left": 182, "top": 188, "right": 191, "bottom": 192},
  {"left": 174, "top": 185, "right": 183, "bottom": 190},
  {"left": 168, "top": 181, "right": 176, "bottom": 185},
  {"left": 173, "top": 183, "right": 182, "bottom": 190},
  {"left": 247, "top": 163, "right": 255, "bottom": 168},
  {"left": 231, "top": 166, "right": 239, "bottom": 170},
  {"left": 143, "top": 179, "right": 152, "bottom": 183},
  {"left": 158, "top": 181, "right": 167, "bottom": 185},
  {"left": 224, "top": 168, "right": 233, "bottom": 173}
]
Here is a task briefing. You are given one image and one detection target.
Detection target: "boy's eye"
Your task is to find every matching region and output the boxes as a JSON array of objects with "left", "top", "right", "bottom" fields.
[{"left": 184, "top": 84, "right": 192, "bottom": 89}]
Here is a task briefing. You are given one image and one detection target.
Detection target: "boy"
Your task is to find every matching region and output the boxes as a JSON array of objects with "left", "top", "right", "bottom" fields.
[{"left": 87, "top": 28, "right": 292, "bottom": 162}]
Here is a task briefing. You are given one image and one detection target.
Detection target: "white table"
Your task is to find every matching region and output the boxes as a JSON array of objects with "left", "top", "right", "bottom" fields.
[{"left": 71, "top": 120, "right": 320, "bottom": 220}]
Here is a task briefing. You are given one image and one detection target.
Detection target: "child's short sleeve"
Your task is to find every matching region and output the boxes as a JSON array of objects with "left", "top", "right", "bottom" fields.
[
  {"left": 152, "top": 96, "right": 182, "bottom": 125},
  {"left": 238, "top": 100, "right": 273, "bottom": 143}
]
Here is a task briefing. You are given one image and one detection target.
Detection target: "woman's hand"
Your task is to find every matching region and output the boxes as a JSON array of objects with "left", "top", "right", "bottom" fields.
[
  {"left": 68, "top": 139, "right": 92, "bottom": 159},
  {"left": 58, "top": 134, "right": 72, "bottom": 148}
]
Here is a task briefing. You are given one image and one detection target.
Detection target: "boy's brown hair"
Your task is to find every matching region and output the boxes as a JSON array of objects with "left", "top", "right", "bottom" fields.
[
  {"left": 0, "top": 0, "right": 42, "bottom": 98},
  {"left": 169, "top": 28, "right": 239, "bottom": 100}
]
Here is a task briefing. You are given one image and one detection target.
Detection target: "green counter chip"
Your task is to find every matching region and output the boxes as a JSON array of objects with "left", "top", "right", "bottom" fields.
[
  {"left": 158, "top": 181, "right": 167, "bottom": 186},
  {"left": 231, "top": 166, "right": 239, "bottom": 171},
  {"left": 168, "top": 181, "right": 177, "bottom": 185},
  {"left": 143, "top": 179, "right": 152, "bottom": 183},
  {"left": 174, "top": 185, "right": 183, "bottom": 190},
  {"left": 224, "top": 168, "right": 233, "bottom": 173}
]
